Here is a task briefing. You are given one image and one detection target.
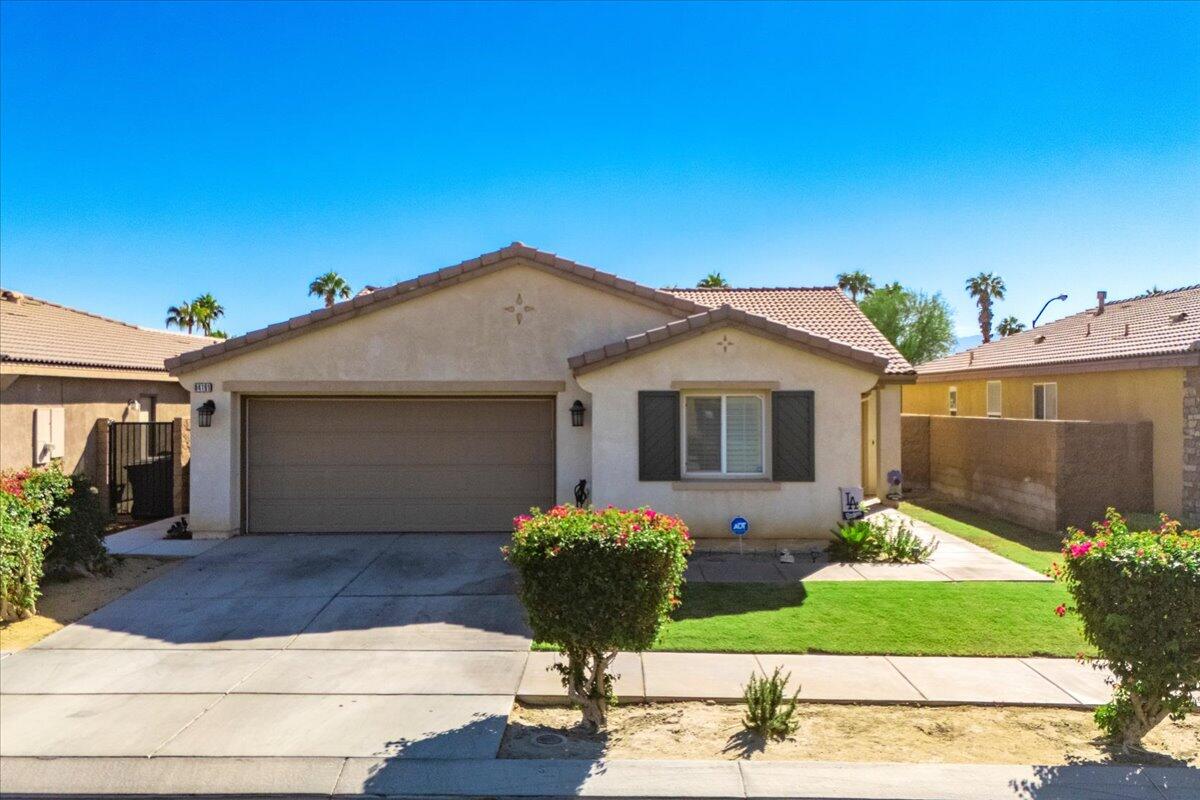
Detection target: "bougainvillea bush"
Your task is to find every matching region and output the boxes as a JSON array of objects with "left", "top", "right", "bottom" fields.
[
  {"left": 1056, "top": 508, "right": 1200, "bottom": 748},
  {"left": 1, "top": 464, "right": 73, "bottom": 620},
  {"left": 505, "top": 505, "right": 692, "bottom": 730}
]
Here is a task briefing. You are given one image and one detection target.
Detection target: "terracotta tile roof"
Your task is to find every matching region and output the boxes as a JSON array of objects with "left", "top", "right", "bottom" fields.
[
  {"left": 0, "top": 289, "right": 215, "bottom": 373},
  {"left": 917, "top": 285, "right": 1200, "bottom": 378},
  {"left": 569, "top": 304, "right": 891, "bottom": 375},
  {"left": 667, "top": 287, "right": 914, "bottom": 375},
  {"left": 167, "top": 243, "right": 909, "bottom": 376}
]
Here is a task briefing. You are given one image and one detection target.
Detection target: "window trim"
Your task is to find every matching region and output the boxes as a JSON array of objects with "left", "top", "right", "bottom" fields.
[
  {"left": 986, "top": 380, "right": 1002, "bottom": 418},
  {"left": 948, "top": 386, "right": 958, "bottom": 416},
  {"left": 1033, "top": 382, "right": 1058, "bottom": 421},
  {"left": 681, "top": 392, "right": 768, "bottom": 479}
]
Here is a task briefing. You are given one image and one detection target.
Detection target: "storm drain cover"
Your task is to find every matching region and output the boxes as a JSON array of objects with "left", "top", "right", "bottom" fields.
[{"left": 533, "top": 732, "right": 567, "bottom": 747}]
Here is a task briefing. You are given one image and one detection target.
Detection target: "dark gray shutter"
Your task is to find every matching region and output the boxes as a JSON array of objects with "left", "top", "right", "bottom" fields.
[
  {"left": 638, "top": 391, "right": 680, "bottom": 481},
  {"left": 772, "top": 391, "right": 814, "bottom": 482}
]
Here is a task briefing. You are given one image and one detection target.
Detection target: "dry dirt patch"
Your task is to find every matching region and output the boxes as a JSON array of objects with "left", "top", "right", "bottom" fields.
[
  {"left": 503, "top": 702, "right": 1199, "bottom": 765},
  {"left": 0, "top": 556, "right": 180, "bottom": 651}
]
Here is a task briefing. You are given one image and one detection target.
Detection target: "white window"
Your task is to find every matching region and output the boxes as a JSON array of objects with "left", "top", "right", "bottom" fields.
[
  {"left": 1033, "top": 383, "right": 1058, "bottom": 420},
  {"left": 684, "top": 394, "right": 765, "bottom": 476},
  {"left": 948, "top": 387, "right": 958, "bottom": 416},
  {"left": 986, "top": 381, "right": 1002, "bottom": 417}
]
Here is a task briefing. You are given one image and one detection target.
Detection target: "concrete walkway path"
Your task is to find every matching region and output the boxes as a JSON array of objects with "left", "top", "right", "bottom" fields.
[
  {"left": 688, "top": 507, "right": 1049, "bottom": 583},
  {"left": 1, "top": 756, "right": 1194, "bottom": 798},
  {"left": 519, "top": 652, "right": 1116, "bottom": 707}
]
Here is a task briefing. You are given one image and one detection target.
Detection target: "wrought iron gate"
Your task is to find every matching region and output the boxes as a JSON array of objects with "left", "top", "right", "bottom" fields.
[{"left": 108, "top": 421, "right": 174, "bottom": 518}]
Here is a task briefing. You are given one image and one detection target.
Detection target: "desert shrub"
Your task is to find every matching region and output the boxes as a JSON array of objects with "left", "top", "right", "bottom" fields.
[
  {"left": 45, "top": 474, "right": 113, "bottom": 579},
  {"left": 1, "top": 464, "right": 72, "bottom": 620},
  {"left": 505, "top": 505, "right": 692, "bottom": 730},
  {"left": 743, "top": 666, "right": 800, "bottom": 740},
  {"left": 1056, "top": 508, "right": 1200, "bottom": 748},
  {"left": 829, "top": 514, "right": 937, "bottom": 563}
]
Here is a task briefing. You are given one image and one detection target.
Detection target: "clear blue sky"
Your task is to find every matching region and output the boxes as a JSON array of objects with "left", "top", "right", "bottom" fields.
[{"left": 2, "top": 1, "right": 1197, "bottom": 340}]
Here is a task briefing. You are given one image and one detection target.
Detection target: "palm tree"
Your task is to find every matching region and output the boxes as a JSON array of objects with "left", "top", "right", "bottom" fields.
[
  {"left": 836, "top": 271, "right": 875, "bottom": 303},
  {"left": 965, "top": 272, "right": 1007, "bottom": 343},
  {"left": 997, "top": 316, "right": 1025, "bottom": 337},
  {"left": 309, "top": 272, "right": 352, "bottom": 307},
  {"left": 165, "top": 301, "right": 198, "bottom": 334},
  {"left": 696, "top": 271, "right": 729, "bottom": 288},
  {"left": 192, "top": 293, "right": 226, "bottom": 336}
]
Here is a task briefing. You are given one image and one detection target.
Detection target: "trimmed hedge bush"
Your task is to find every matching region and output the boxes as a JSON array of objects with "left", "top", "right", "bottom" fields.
[
  {"left": 505, "top": 505, "right": 692, "bottom": 729},
  {"left": 1, "top": 464, "right": 73, "bottom": 620},
  {"left": 45, "top": 474, "right": 113, "bottom": 580},
  {"left": 1056, "top": 508, "right": 1200, "bottom": 748}
]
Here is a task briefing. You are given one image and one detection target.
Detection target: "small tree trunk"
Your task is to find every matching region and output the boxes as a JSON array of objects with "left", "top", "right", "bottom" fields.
[
  {"left": 1121, "top": 691, "right": 1170, "bottom": 751},
  {"left": 563, "top": 648, "right": 617, "bottom": 732}
]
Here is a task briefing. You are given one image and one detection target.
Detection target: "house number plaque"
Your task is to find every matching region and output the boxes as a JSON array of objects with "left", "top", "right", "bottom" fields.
[{"left": 193, "top": 382, "right": 213, "bottom": 393}]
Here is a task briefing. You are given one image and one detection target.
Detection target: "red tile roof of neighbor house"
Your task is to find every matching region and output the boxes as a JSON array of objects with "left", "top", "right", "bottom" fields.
[
  {"left": 917, "top": 285, "right": 1200, "bottom": 379},
  {"left": 0, "top": 289, "right": 215, "bottom": 373},
  {"left": 166, "top": 243, "right": 915, "bottom": 376}
]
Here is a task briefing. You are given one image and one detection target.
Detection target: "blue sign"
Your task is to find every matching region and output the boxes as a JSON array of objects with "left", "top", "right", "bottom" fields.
[{"left": 730, "top": 517, "right": 749, "bottom": 536}]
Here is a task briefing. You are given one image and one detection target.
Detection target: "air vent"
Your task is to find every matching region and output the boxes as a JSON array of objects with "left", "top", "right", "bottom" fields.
[
  {"left": 1034, "top": 335, "right": 1046, "bottom": 344},
  {"left": 1171, "top": 311, "right": 1188, "bottom": 323}
]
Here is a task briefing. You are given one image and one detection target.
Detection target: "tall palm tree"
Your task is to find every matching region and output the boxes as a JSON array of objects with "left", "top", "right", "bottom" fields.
[
  {"left": 165, "top": 301, "right": 198, "bottom": 334},
  {"left": 696, "top": 271, "right": 729, "bottom": 288},
  {"left": 836, "top": 271, "right": 875, "bottom": 303},
  {"left": 309, "top": 272, "right": 352, "bottom": 307},
  {"left": 192, "top": 293, "right": 226, "bottom": 336},
  {"left": 996, "top": 316, "right": 1025, "bottom": 337},
  {"left": 965, "top": 272, "right": 1007, "bottom": 343}
]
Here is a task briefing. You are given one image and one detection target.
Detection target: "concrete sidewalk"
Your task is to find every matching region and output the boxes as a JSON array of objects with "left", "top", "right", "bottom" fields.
[
  {"left": 519, "top": 652, "right": 1116, "bottom": 707},
  {"left": 1, "top": 756, "right": 1194, "bottom": 798}
]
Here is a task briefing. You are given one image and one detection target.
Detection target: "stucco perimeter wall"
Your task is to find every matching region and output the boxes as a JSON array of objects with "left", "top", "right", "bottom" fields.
[
  {"left": 903, "top": 367, "right": 1185, "bottom": 517},
  {"left": 908, "top": 415, "right": 1153, "bottom": 532},
  {"left": 0, "top": 374, "right": 189, "bottom": 482},
  {"left": 173, "top": 262, "right": 678, "bottom": 537},
  {"left": 576, "top": 328, "right": 881, "bottom": 539},
  {"left": 900, "top": 414, "right": 930, "bottom": 488}
]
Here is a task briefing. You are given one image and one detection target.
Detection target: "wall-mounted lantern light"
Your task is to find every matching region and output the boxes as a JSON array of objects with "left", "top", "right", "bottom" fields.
[
  {"left": 197, "top": 400, "right": 216, "bottom": 428},
  {"left": 569, "top": 400, "right": 586, "bottom": 427}
]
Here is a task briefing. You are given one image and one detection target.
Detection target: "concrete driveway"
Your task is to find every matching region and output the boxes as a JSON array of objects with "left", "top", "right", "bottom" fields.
[{"left": 0, "top": 533, "right": 531, "bottom": 763}]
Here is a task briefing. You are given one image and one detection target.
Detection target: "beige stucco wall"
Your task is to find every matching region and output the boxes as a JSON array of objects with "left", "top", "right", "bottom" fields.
[
  {"left": 174, "top": 262, "right": 678, "bottom": 537},
  {"left": 0, "top": 373, "right": 189, "bottom": 483},
  {"left": 576, "top": 328, "right": 882, "bottom": 539},
  {"left": 903, "top": 367, "right": 1185, "bottom": 517}
]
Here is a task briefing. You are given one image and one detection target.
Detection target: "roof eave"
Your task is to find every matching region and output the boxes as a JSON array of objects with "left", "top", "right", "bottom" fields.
[{"left": 915, "top": 349, "right": 1200, "bottom": 382}]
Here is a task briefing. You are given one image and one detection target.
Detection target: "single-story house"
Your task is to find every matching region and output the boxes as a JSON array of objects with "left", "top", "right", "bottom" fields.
[
  {"left": 0, "top": 289, "right": 211, "bottom": 484},
  {"left": 167, "top": 244, "right": 914, "bottom": 539},
  {"left": 903, "top": 286, "right": 1200, "bottom": 521}
]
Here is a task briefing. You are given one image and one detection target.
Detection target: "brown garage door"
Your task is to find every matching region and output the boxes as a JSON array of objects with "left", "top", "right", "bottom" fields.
[{"left": 245, "top": 397, "right": 555, "bottom": 533}]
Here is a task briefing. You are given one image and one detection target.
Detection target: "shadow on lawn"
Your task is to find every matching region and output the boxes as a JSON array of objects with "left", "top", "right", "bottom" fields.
[
  {"left": 672, "top": 581, "right": 809, "bottom": 621},
  {"left": 903, "top": 492, "right": 1063, "bottom": 553}
]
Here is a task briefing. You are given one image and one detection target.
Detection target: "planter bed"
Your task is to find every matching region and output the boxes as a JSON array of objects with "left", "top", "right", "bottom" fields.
[{"left": 500, "top": 701, "right": 1200, "bottom": 765}]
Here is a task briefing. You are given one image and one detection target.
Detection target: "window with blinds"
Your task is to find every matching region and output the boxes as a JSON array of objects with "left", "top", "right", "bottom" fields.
[
  {"left": 987, "top": 381, "right": 1002, "bottom": 417},
  {"left": 684, "top": 394, "right": 765, "bottom": 476}
]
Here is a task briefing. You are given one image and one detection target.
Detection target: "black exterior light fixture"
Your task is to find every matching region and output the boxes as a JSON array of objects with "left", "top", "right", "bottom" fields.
[
  {"left": 197, "top": 400, "right": 216, "bottom": 428},
  {"left": 1033, "top": 294, "right": 1069, "bottom": 328},
  {"left": 569, "top": 400, "right": 586, "bottom": 427}
]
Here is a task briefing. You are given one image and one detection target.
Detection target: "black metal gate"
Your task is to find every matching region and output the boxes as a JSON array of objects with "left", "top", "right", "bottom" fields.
[{"left": 108, "top": 421, "right": 174, "bottom": 518}]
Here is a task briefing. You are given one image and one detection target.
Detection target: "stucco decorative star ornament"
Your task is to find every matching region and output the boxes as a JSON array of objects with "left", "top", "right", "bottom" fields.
[
  {"left": 717, "top": 334, "right": 734, "bottom": 353},
  {"left": 504, "top": 293, "right": 535, "bottom": 325}
]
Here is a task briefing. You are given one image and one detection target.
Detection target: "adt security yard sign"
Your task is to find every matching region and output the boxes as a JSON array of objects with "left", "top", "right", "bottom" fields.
[{"left": 730, "top": 517, "right": 749, "bottom": 536}]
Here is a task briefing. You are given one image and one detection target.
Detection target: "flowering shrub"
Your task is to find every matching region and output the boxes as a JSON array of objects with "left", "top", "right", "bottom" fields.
[
  {"left": 1056, "top": 508, "right": 1200, "bottom": 748},
  {"left": 505, "top": 505, "right": 692, "bottom": 730},
  {"left": 1, "top": 464, "right": 73, "bottom": 620}
]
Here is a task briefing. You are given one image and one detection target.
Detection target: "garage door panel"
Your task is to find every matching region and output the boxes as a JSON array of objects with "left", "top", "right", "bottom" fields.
[
  {"left": 246, "top": 398, "right": 555, "bottom": 533},
  {"left": 257, "top": 432, "right": 554, "bottom": 467},
  {"left": 248, "top": 465, "right": 555, "bottom": 500}
]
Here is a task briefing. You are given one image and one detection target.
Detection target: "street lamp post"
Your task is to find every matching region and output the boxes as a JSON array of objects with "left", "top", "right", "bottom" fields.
[{"left": 1033, "top": 294, "right": 1069, "bottom": 328}]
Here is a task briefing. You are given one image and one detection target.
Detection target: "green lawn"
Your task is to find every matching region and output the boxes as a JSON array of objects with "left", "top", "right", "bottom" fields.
[
  {"left": 654, "top": 581, "right": 1093, "bottom": 657},
  {"left": 899, "top": 498, "right": 1062, "bottom": 573}
]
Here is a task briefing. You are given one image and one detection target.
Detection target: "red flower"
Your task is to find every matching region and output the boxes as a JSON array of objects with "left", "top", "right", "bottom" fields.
[{"left": 1054, "top": 604, "right": 1067, "bottom": 617}]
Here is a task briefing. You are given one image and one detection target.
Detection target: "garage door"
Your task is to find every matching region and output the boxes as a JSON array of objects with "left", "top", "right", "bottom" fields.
[{"left": 245, "top": 397, "right": 555, "bottom": 533}]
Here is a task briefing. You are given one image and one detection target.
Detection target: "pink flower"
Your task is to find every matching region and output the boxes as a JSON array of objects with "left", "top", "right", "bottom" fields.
[
  {"left": 1069, "top": 541, "right": 1093, "bottom": 559},
  {"left": 1054, "top": 604, "right": 1067, "bottom": 618},
  {"left": 630, "top": 524, "right": 642, "bottom": 532}
]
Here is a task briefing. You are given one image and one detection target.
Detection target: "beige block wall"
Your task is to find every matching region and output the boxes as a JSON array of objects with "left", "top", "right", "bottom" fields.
[
  {"left": 0, "top": 374, "right": 190, "bottom": 483},
  {"left": 903, "top": 367, "right": 1186, "bottom": 517},
  {"left": 174, "top": 262, "right": 678, "bottom": 537},
  {"left": 576, "top": 329, "right": 881, "bottom": 539}
]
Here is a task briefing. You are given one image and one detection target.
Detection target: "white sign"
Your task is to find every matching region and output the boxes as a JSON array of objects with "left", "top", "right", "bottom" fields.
[
  {"left": 193, "top": 382, "right": 213, "bottom": 393},
  {"left": 839, "top": 486, "right": 864, "bottom": 521}
]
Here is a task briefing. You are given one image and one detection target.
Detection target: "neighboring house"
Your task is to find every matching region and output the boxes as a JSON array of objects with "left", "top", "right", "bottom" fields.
[
  {"left": 167, "top": 243, "right": 914, "bottom": 539},
  {"left": 0, "top": 289, "right": 211, "bottom": 483},
  {"left": 904, "top": 286, "right": 1200, "bottom": 521}
]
